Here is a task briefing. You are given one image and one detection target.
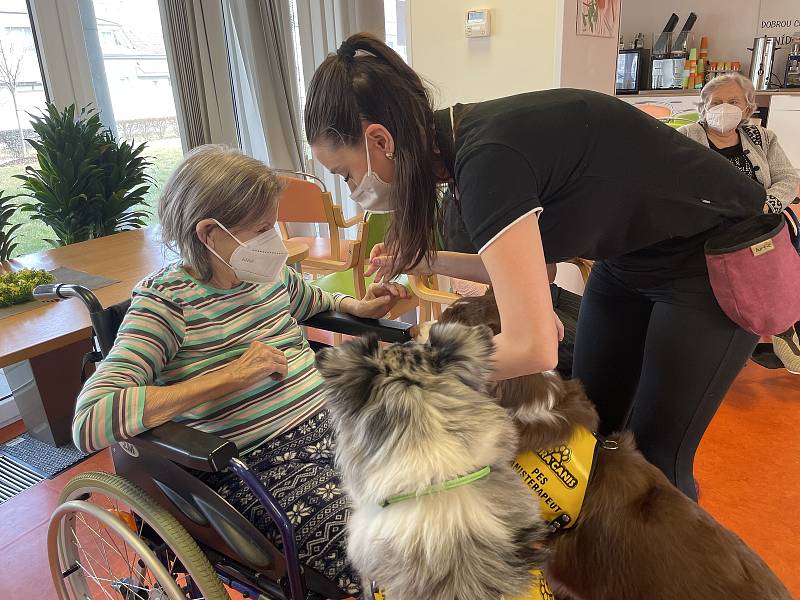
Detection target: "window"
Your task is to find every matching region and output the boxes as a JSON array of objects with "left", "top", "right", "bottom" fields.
[
  {"left": 81, "top": 0, "right": 184, "bottom": 225},
  {"left": 384, "top": 0, "right": 409, "bottom": 63},
  {"left": 0, "top": 0, "right": 49, "bottom": 257}
]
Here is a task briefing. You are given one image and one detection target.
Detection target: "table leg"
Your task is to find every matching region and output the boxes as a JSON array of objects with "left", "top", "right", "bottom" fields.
[{"left": 4, "top": 337, "right": 92, "bottom": 447}]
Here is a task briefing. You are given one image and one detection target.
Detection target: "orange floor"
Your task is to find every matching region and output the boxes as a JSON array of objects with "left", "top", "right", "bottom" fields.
[{"left": 0, "top": 362, "right": 797, "bottom": 598}]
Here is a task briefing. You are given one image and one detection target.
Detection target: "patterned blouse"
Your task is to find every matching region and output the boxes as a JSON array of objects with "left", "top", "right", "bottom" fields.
[
  {"left": 709, "top": 137, "right": 758, "bottom": 181},
  {"left": 73, "top": 264, "right": 346, "bottom": 453}
]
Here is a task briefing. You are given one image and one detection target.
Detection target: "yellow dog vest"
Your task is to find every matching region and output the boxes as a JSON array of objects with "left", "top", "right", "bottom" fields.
[
  {"left": 513, "top": 425, "right": 599, "bottom": 531},
  {"left": 373, "top": 426, "right": 600, "bottom": 600},
  {"left": 506, "top": 426, "right": 600, "bottom": 600}
]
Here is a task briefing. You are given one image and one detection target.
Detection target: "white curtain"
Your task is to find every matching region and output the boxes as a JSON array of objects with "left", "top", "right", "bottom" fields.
[
  {"left": 294, "top": 0, "right": 386, "bottom": 224},
  {"left": 223, "top": 0, "right": 386, "bottom": 236},
  {"left": 159, "top": 0, "right": 239, "bottom": 149},
  {"left": 223, "top": 0, "right": 304, "bottom": 170}
]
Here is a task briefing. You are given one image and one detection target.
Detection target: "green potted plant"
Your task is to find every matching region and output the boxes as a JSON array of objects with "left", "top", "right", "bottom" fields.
[
  {"left": 0, "top": 191, "right": 20, "bottom": 265},
  {"left": 15, "top": 103, "right": 152, "bottom": 247}
]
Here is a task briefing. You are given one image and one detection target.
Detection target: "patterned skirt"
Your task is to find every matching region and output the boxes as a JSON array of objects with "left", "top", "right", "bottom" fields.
[{"left": 197, "top": 410, "right": 361, "bottom": 599}]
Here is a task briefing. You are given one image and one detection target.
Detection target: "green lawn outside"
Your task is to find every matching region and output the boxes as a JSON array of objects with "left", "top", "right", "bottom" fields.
[{"left": 0, "top": 140, "right": 183, "bottom": 258}]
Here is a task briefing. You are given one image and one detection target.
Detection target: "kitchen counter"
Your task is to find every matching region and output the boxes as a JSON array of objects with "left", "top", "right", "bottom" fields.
[{"left": 621, "top": 88, "right": 800, "bottom": 97}]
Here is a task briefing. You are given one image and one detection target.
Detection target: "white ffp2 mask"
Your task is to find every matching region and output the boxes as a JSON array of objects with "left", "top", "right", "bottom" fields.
[
  {"left": 350, "top": 134, "right": 393, "bottom": 212},
  {"left": 705, "top": 103, "right": 743, "bottom": 134},
  {"left": 204, "top": 220, "right": 288, "bottom": 284}
]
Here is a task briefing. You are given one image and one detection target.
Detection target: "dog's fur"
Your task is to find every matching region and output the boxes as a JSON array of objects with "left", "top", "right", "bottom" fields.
[
  {"left": 419, "top": 291, "right": 793, "bottom": 600},
  {"left": 315, "top": 325, "right": 551, "bottom": 600}
]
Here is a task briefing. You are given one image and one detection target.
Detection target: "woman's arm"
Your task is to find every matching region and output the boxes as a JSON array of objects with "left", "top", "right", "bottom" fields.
[
  {"left": 763, "top": 129, "right": 800, "bottom": 212},
  {"left": 366, "top": 246, "right": 491, "bottom": 284},
  {"left": 141, "top": 342, "right": 287, "bottom": 428},
  {"left": 74, "top": 293, "right": 287, "bottom": 453},
  {"left": 479, "top": 213, "right": 559, "bottom": 380},
  {"left": 284, "top": 265, "right": 348, "bottom": 320}
]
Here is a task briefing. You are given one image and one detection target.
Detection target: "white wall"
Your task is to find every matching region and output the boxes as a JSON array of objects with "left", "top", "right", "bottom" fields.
[
  {"left": 555, "top": 0, "right": 620, "bottom": 94},
  {"left": 408, "top": 0, "right": 559, "bottom": 107},
  {"left": 620, "top": 1, "right": 760, "bottom": 72}
]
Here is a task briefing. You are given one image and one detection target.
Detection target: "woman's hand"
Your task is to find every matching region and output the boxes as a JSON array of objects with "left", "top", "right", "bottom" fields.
[
  {"left": 226, "top": 341, "right": 288, "bottom": 385},
  {"left": 364, "top": 243, "right": 432, "bottom": 283},
  {"left": 343, "top": 282, "right": 411, "bottom": 319}
]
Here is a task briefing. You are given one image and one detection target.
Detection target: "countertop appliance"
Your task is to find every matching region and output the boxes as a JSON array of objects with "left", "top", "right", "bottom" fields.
[
  {"left": 785, "top": 35, "right": 800, "bottom": 88},
  {"left": 617, "top": 48, "right": 651, "bottom": 94},
  {"left": 748, "top": 36, "right": 781, "bottom": 90},
  {"left": 650, "top": 13, "right": 695, "bottom": 90}
]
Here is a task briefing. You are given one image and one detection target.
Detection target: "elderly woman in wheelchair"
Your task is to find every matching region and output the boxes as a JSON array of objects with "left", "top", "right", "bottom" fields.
[{"left": 47, "top": 145, "right": 412, "bottom": 600}]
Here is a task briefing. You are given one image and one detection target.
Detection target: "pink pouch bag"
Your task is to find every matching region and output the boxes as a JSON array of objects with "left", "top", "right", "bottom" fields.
[{"left": 705, "top": 211, "right": 800, "bottom": 337}]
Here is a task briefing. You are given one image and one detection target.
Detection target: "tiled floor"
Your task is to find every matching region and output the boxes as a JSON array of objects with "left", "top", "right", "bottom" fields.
[{"left": 0, "top": 362, "right": 797, "bottom": 598}]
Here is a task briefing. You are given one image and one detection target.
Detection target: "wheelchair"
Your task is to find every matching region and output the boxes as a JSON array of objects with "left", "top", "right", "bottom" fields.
[{"left": 33, "top": 283, "right": 412, "bottom": 600}]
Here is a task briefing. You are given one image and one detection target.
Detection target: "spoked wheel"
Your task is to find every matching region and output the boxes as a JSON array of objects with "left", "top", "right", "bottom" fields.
[{"left": 49, "top": 471, "right": 229, "bottom": 600}]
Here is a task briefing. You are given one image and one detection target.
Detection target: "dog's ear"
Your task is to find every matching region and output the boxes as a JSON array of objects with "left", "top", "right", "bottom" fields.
[
  {"left": 427, "top": 322, "right": 494, "bottom": 379},
  {"left": 315, "top": 335, "right": 381, "bottom": 411}
]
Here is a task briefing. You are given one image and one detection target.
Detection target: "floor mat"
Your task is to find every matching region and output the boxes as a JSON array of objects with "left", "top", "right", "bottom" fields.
[
  {"left": 0, "top": 433, "right": 93, "bottom": 479},
  {"left": 0, "top": 454, "right": 44, "bottom": 504}
]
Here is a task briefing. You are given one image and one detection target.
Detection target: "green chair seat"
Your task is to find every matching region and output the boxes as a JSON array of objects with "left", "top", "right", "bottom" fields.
[
  {"left": 310, "top": 211, "right": 412, "bottom": 299},
  {"left": 313, "top": 270, "right": 410, "bottom": 298}
]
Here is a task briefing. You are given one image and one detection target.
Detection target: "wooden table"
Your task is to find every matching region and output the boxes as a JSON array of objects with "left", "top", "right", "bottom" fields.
[{"left": 0, "top": 227, "right": 308, "bottom": 446}]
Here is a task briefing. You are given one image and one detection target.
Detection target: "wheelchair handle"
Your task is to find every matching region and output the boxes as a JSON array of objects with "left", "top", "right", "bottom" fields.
[{"left": 33, "top": 283, "right": 103, "bottom": 314}]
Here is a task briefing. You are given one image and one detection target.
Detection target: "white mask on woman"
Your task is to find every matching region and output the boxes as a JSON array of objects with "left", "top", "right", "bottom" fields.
[
  {"left": 204, "top": 219, "right": 288, "bottom": 284},
  {"left": 705, "top": 103, "right": 743, "bottom": 134},
  {"left": 350, "top": 134, "right": 393, "bottom": 213}
]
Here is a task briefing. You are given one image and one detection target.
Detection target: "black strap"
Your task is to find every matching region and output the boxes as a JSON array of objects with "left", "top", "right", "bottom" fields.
[
  {"left": 775, "top": 328, "right": 800, "bottom": 354},
  {"left": 784, "top": 208, "right": 800, "bottom": 252},
  {"left": 80, "top": 351, "right": 103, "bottom": 384}
]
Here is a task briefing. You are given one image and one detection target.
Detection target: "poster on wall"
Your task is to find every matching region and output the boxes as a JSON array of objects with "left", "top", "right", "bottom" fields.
[
  {"left": 757, "top": 0, "right": 800, "bottom": 85},
  {"left": 577, "top": 0, "right": 619, "bottom": 38}
]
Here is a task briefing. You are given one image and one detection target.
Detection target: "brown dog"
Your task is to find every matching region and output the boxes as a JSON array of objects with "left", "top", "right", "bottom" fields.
[{"left": 413, "top": 291, "right": 792, "bottom": 600}]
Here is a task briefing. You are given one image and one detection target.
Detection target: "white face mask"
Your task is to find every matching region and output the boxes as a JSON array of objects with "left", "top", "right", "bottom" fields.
[
  {"left": 349, "top": 134, "right": 393, "bottom": 213},
  {"left": 705, "top": 103, "right": 743, "bottom": 134},
  {"left": 204, "top": 219, "right": 288, "bottom": 284}
]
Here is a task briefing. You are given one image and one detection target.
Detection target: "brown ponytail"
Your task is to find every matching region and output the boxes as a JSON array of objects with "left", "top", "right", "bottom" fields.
[{"left": 304, "top": 33, "right": 440, "bottom": 278}]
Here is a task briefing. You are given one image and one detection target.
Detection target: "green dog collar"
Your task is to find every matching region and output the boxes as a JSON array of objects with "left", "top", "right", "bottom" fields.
[{"left": 380, "top": 465, "right": 492, "bottom": 508}]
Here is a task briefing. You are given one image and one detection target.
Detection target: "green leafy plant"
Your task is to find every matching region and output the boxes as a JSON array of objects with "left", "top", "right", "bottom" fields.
[
  {"left": 0, "top": 191, "right": 21, "bottom": 262},
  {"left": 0, "top": 268, "right": 55, "bottom": 307},
  {"left": 15, "top": 103, "right": 152, "bottom": 247}
]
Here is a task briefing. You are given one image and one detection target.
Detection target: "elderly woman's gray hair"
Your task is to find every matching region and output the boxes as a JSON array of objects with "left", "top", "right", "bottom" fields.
[
  {"left": 158, "top": 145, "right": 284, "bottom": 281},
  {"left": 698, "top": 73, "right": 757, "bottom": 123}
]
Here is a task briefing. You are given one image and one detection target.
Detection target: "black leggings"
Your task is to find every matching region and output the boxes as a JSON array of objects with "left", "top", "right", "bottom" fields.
[{"left": 572, "top": 260, "right": 757, "bottom": 500}]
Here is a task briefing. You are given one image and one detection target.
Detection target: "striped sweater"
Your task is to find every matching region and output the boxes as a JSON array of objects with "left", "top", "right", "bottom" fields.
[{"left": 73, "top": 264, "right": 346, "bottom": 453}]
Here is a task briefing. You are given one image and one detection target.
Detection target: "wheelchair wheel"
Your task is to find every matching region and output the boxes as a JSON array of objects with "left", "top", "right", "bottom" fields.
[{"left": 49, "top": 471, "right": 229, "bottom": 600}]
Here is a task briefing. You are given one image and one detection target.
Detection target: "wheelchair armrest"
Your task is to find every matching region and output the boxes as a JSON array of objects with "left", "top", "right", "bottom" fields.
[
  {"left": 129, "top": 421, "right": 239, "bottom": 472},
  {"left": 301, "top": 310, "right": 413, "bottom": 343}
]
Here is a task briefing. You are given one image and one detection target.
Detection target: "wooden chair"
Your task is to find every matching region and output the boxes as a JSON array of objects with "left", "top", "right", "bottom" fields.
[
  {"left": 277, "top": 173, "right": 362, "bottom": 274},
  {"left": 314, "top": 212, "right": 415, "bottom": 311},
  {"left": 312, "top": 212, "right": 417, "bottom": 343},
  {"left": 409, "top": 258, "right": 594, "bottom": 321}
]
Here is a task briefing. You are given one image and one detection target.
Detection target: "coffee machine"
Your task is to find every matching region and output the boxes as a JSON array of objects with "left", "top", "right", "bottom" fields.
[{"left": 785, "top": 34, "right": 800, "bottom": 88}]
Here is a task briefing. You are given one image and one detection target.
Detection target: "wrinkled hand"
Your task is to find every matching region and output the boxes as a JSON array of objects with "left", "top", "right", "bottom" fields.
[
  {"left": 364, "top": 243, "right": 431, "bottom": 283},
  {"left": 351, "top": 282, "right": 411, "bottom": 319},
  {"left": 228, "top": 341, "right": 288, "bottom": 386}
]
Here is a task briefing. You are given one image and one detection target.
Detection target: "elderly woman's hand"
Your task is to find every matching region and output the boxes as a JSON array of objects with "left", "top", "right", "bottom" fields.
[
  {"left": 227, "top": 341, "right": 288, "bottom": 385},
  {"left": 342, "top": 282, "right": 411, "bottom": 319}
]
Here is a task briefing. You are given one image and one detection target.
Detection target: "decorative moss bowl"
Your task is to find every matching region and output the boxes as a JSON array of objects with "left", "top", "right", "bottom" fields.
[{"left": 0, "top": 269, "right": 55, "bottom": 307}]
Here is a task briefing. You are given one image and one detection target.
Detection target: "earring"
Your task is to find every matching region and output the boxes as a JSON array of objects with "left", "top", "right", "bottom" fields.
[{"left": 385, "top": 152, "right": 395, "bottom": 160}]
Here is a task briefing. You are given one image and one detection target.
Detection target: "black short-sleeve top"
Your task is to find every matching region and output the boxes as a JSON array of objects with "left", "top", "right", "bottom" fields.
[{"left": 434, "top": 89, "right": 765, "bottom": 267}]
